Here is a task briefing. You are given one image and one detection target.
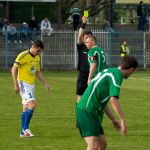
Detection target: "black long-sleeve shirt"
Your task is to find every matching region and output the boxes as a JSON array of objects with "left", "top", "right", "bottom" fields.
[{"left": 77, "top": 43, "right": 89, "bottom": 73}]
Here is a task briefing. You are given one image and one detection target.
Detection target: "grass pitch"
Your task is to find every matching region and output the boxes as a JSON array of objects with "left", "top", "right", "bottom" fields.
[{"left": 0, "top": 70, "right": 150, "bottom": 150}]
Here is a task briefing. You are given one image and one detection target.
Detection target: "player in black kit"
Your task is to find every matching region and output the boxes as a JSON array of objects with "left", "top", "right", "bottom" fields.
[{"left": 76, "top": 16, "right": 93, "bottom": 103}]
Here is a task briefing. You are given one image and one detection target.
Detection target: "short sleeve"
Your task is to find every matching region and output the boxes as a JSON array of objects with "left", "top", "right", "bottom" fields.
[
  {"left": 88, "top": 50, "right": 97, "bottom": 63},
  {"left": 14, "top": 53, "right": 26, "bottom": 68},
  {"left": 109, "top": 71, "right": 123, "bottom": 97}
]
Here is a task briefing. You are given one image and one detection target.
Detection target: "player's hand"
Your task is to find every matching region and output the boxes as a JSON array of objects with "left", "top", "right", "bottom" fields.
[
  {"left": 82, "top": 16, "right": 87, "bottom": 23},
  {"left": 44, "top": 83, "right": 51, "bottom": 93},
  {"left": 14, "top": 84, "right": 20, "bottom": 94},
  {"left": 120, "top": 119, "right": 127, "bottom": 136},
  {"left": 112, "top": 120, "right": 120, "bottom": 132}
]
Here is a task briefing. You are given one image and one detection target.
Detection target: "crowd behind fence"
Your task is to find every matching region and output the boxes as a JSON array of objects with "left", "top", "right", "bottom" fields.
[{"left": 0, "top": 30, "right": 150, "bottom": 70}]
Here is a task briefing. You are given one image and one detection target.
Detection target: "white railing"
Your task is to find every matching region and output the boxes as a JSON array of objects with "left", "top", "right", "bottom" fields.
[{"left": 0, "top": 30, "right": 150, "bottom": 69}]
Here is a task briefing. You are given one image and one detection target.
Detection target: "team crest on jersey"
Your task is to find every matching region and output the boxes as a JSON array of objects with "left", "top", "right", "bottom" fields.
[{"left": 30, "top": 66, "right": 36, "bottom": 74}]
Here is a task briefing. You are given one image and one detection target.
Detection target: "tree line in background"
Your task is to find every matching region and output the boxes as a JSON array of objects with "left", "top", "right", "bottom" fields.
[{"left": 0, "top": 0, "right": 147, "bottom": 25}]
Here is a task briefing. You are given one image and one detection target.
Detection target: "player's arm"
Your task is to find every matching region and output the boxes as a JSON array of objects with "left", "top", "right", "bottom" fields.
[
  {"left": 11, "top": 65, "right": 19, "bottom": 94},
  {"left": 104, "top": 104, "right": 120, "bottom": 131},
  {"left": 77, "top": 16, "right": 87, "bottom": 44},
  {"left": 36, "top": 71, "right": 51, "bottom": 93},
  {"left": 110, "top": 96, "right": 127, "bottom": 136},
  {"left": 88, "top": 62, "right": 97, "bottom": 84}
]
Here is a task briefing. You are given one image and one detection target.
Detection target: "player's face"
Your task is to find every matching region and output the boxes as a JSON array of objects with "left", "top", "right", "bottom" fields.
[
  {"left": 32, "top": 46, "right": 42, "bottom": 55},
  {"left": 85, "top": 38, "right": 94, "bottom": 49},
  {"left": 124, "top": 41, "right": 127, "bottom": 45},
  {"left": 35, "top": 47, "right": 42, "bottom": 55},
  {"left": 124, "top": 68, "right": 135, "bottom": 79}
]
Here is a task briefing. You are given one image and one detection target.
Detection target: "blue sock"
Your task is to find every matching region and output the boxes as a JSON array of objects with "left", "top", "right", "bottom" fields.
[
  {"left": 23, "top": 108, "right": 34, "bottom": 130},
  {"left": 21, "top": 112, "right": 25, "bottom": 130}
]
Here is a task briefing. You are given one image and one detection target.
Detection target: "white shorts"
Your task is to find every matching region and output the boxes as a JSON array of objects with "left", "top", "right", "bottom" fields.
[{"left": 18, "top": 81, "right": 35, "bottom": 105}]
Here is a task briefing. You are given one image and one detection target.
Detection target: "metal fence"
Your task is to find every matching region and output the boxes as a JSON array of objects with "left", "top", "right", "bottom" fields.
[{"left": 0, "top": 30, "right": 150, "bottom": 69}]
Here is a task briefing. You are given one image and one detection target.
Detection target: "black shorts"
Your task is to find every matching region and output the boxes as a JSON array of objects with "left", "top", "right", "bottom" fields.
[{"left": 76, "top": 72, "right": 89, "bottom": 95}]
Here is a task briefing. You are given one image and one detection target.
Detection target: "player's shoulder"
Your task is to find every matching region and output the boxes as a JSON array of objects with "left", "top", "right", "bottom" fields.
[
  {"left": 17, "top": 50, "right": 30, "bottom": 60},
  {"left": 107, "top": 68, "right": 123, "bottom": 77},
  {"left": 91, "top": 46, "right": 102, "bottom": 52},
  {"left": 35, "top": 54, "right": 40, "bottom": 60}
]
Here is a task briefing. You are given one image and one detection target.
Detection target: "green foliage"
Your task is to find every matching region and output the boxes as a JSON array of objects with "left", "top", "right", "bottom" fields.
[
  {"left": 0, "top": 3, "right": 3, "bottom": 18},
  {"left": 0, "top": 70, "right": 150, "bottom": 150},
  {"left": 9, "top": 2, "right": 56, "bottom": 23}
]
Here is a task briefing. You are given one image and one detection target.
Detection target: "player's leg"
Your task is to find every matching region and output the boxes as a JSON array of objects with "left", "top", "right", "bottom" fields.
[
  {"left": 20, "top": 104, "right": 28, "bottom": 137},
  {"left": 84, "top": 135, "right": 107, "bottom": 150},
  {"left": 84, "top": 136, "right": 101, "bottom": 150},
  {"left": 23, "top": 100, "right": 37, "bottom": 131},
  {"left": 76, "top": 72, "right": 88, "bottom": 103},
  {"left": 76, "top": 109, "right": 105, "bottom": 149},
  {"left": 98, "top": 135, "right": 107, "bottom": 150},
  {"left": 19, "top": 81, "right": 36, "bottom": 137},
  {"left": 21, "top": 104, "right": 28, "bottom": 130}
]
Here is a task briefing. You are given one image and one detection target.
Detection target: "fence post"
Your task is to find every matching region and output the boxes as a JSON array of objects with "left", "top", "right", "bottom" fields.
[
  {"left": 5, "top": 30, "right": 8, "bottom": 68},
  {"left": 143, "top": 32, "right": 146, "bottom": 69},
  {"left": 40, "top": 32, "right": 44, "bottom": 68},
  {"left": 74, "top": 31, "right": 77, "bottom": 68},
  {"left": 108, "top": 32, "right": 112, "bottom": 67}
]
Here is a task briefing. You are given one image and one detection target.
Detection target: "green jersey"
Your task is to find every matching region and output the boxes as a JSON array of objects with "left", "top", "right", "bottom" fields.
[
  {"left": 88, "top": 46, "right": 106, "bottom": 78},
  {"left": 77, "top": 68, "right": 123, "bottom": 117}
]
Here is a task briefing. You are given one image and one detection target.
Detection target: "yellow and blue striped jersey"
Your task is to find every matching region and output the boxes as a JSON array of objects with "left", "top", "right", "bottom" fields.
[{"left": 14, "top": 50, "right": 40, "bottom": 84}]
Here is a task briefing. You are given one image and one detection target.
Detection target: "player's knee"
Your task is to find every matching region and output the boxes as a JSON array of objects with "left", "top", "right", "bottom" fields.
[
  {"left": 86, "top": 138, "right": 100, "bottom": 150},
  {"left": 28, "top": 100, "right": 37, "bottom": 109},
  {"left": 99, "top": 137, "right": 107, "bottom": 150}
]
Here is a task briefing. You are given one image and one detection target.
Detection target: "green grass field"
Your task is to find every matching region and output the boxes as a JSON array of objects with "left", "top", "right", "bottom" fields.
[{"left": 0, "top": 70, "right": 150, "bottom": 150}]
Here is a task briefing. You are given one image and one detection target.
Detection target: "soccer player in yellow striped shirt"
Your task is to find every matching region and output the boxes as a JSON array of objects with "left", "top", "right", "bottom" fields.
[{"left": 11, "top": 40, "right": 51, "bottom": 138}]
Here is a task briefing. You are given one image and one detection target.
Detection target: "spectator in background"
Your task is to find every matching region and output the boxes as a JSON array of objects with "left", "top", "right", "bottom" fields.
[
  {"left": 148, "top": 21, "right": 150, "bottom": 32},
  {"left": 19, "top": 22, "right": 30, "bottom": 43},
  {"left": 103, "top": 19, "right": 116, "bottom": 34},
  {"left": 28, "top": 16, "right": 39, "bottom": 42},
  {"left": 70, "top": 7, "right": 81, "bottom": 31},
  {"left": 28, "top": 16, "right": 39, "bottom": 31},
  {"left": 2, "top": 18, "right": 9, "bottom": 36},
  {"left": 40, "top": 17, "right": 53, "bottom": 36},
  {"left": 7, "top": 24, "right": 18, "bottom": 43},
  {"left": 147, "top": 8, "right": 150, "bottom": 32},
  {"left": 137, "top": 1, "right": 144, "bottom": 31},
  {"left": 0, "top": 18, "right": 4, "bottom": 32},
  {"left": 3, "top": 18, "right": 9, "bottom": 27},
  {"left": 120, "top": 40, "right": 130, "bottom": 58},
  {"left": 2, "top": 24, "right": 8, "bottom": 36}
]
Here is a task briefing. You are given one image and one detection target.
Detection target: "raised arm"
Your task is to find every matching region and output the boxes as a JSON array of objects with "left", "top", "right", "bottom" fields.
[{"left": 77, "top": 16, "right": 87, "bottom": 44}]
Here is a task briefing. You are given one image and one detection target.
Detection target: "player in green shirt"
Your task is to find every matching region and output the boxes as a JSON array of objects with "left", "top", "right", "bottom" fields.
[
  {"left": 76, "top": 55, "right": 138, "bottom": 150},
  {"left": 85, "top": 36, "right": 106, "bottom": 84}
]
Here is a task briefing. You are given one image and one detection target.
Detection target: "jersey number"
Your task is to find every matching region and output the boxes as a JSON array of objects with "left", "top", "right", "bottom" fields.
[
  {"left": 28, "top": 93, "right": 33, "bottom": 98},
  {"left": 101, "top": 52, "right": 106, "bottom": 63}
]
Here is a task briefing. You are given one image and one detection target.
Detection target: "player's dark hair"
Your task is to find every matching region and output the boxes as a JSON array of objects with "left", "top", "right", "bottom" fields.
[
  {"left": 120, "top": 55, "right": 138, "bottom": 70},
  {"left": 140, "top": 1, "right": 143, "bottom": 4},
  {"left": 83, "top": 29, "right": 93, "bottom": 36},
  {"left": 33, "top": 40, "right": 44, "bottom": 49}
]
